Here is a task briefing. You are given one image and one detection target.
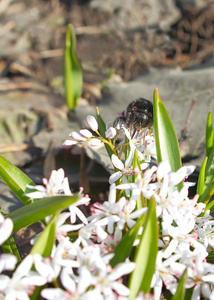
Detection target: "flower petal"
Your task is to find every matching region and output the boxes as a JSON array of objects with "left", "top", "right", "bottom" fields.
[{"left": 111, "top": 154, "right": 124, "bottom": 170}]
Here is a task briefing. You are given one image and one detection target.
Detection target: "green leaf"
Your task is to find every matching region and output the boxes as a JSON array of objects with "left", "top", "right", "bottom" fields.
[
  {"left": 30, "top": 214, "right": 57, "bottom": 257},
  {"left": 7, "top": 195, "right": 80, "bottom": 233},
  {"left": 96, "top": 106, "right": 114, "bottom": 158},
  {"left": 0, "top": 155, "right": 35, "bottom": 205},
  {"left": 1, "top": 235, "right": 21, "bottom": 262},
  {"left": 132, "top": 149, "right": 144, "bottom": 209},
  {"left": 64, "top": 24, "right": 83, "bottom": 111},
  {"left": 110, "top": 212, "right": 146, "bottom": 268},
  {"left": 153, "top": 88, "right": 182, "bottom": 190},
  {"left": 206, "top": 111, "right": 213, "bottom": 158},
  {"left": 197, "top": 157, "right": 207, "bottom": 198},
  {"left": 199, "top": 145, "right": 214, "bottom": 204},
  {"left": 171, "top": 269, "right": 187, "bottom": 300},
  {"left": 128, "top": 198, "right": 158, "bottom": 299}
]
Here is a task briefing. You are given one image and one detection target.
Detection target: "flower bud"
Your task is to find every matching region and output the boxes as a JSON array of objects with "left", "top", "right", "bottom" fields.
[
  {"left": 86, "top": 115, "right": 98, "bottom": 131},
  {"left": 69, "top": 131, "right": 86, "bottom": 141},
  {"left": 80, "top": 129, "right": 93, "bottom": 138},
  {"left": 105, "top": 127, "right": 116, "bottom": 139}
]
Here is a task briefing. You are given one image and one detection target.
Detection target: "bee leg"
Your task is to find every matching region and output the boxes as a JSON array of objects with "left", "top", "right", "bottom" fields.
[{"left": 131, "top": 128, "right": 137, "bottom": 139}]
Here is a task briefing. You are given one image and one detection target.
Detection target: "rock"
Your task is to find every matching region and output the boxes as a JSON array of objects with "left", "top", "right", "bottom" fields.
[
  {"left": 90, "top": 0, "right": 181, "bottom": 32},
  {"left": 76, "top": 65, "right": 214, "bottom": 168}
]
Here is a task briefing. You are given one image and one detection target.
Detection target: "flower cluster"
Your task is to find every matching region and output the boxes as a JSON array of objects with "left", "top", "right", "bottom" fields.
[{"left": 1, "top": 112, "right": 214, "bottom": 300}]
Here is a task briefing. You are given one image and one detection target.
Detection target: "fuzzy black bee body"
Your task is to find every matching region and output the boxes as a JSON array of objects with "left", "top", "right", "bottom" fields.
[{"left": 114, "top": 98, "right": 153, "bottom": 134}]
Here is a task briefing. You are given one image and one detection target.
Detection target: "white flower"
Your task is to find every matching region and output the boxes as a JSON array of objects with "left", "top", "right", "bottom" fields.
[
  {"left": 69, "top": 131, "right": 87, "bottom": 141},
  {"left": 55, "top": 212, "right": 84, "bottom": 242},
  {"left": 34, "top": 254, "right": 61, "bottom": 283},
  {"left": 109, "top": 154, "right": 133, "bottom": 184},
  {"left": 86, "top": 115, "right": 98, "bottom": 131},
  {"left": 95, "top": 262, "right": 136, "bottom": 298},
  {"left": 0, "top": 254, "right": 17, "bottom": 273},
  {"left": 90, "top": 138, "right": 102, "bottom": 146},
  {"left": 26, "top": 169, "right": 66, "bottom": 198},
  {"left": 105, "top": 127, "right": 116, "bottom": 139},
  {"left": 0, "top": 255, "right": 46, "bottom": 299},
  {"left": 0, "top": 213, "right": 13, "bottom": 245}
]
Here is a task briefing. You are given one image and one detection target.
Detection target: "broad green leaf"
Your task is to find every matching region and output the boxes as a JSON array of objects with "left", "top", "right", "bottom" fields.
[
  {"left": 1, "top": 235, "right": 21, "bottom": 262},
  {"left": 172, "top": 269, "right": 187, "bottom": 300},
  {"left": 153, "top": 88, "right": 182, "bottom": 190},
  {"left": 132, "top": 149, "right": 144, "bottom": 209},
  {"left": 30, "top": 214, "right": 57, "bottom": 257},
  {"left": 110, "top": 212, "right": 146, "bottom": 268},
  {"left": 206, "top": 111, "right": 213, "bottom": 158},
  {"left": 7, "top": 195, "right": 80, "bottom": 233},
  {"left": 199, "top": 144, "right": 214, "bottom": 204},
  {"left": 206, "top": 198, "right": 214, "bottom": 212},
  {"left": 64, "top": 24, "right": 83, "bottom": 111},
  {"left": 197, "top": 157, "right": 207, "bottom": 198},
  {"left": 0, "top": 155, "right": 35, "bottom": 205},
  {"left": 128, "top": 198, "right": 158, "bottom": 299},
  {"left": 96, "top": 106, "right": 114, "bottom": 158}
]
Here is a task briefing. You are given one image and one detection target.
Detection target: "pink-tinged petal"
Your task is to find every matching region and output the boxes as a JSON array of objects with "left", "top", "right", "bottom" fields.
[
  {"left": 83, "top": 290, "right": 103, "bottom": 300},
  {"left": 105, "top": 127, "right": 116, "bottom": 139},
  {"left": 41, "top": 288, "right": 65, "bottom": 300},
  {"left": 163, "top": 239, "right": 178, "bottom": 259},
  {"left": 78, "top": 267, "right": 92, "bottom": 293},
  {"left": 63, "top": 140, "right": 78, "bottom": 146},
  {"left": 108, "top": 183, "right": 116, "bottom": 205},
  {"left": 111, "top": 154, "right": 124, "bottom": 170},
  {"left": 54, "top": 168, "right": 65, "bottom": 183},
  {"left": 201, "top": 283, "right": 212, "bottom": 298},
  {"left": 191, "top": 285, "right": 200, "bottom": 300},
  {"left": 106, "top": 120, "right": 114, "bottom": 130},
  {"left": 14, "top": 255, "right": 33, "bottom": 277},
  {"left": 86, "top": 115, "right": 98, "bottom": 131},
  {"left": 80, "top": 129, "right": 93, "bottom": 138},
  {"left": 140, "top": 162, "right": 149, "bottom": 170},
  {"left": 26, "top": 191, "right": 46, "bottom": 199},
  {"left": 112, "top": 281, "right": 130, "bottom": 296},
  {"left": 96, "top": 225, "right": 108, "bottom": 240},
  {"left": 57, "top": 212, "right": 70, "bottom": 227},
  {"left": 123, "top": 127, "right": 131, "bottom": 140},
  {"left": 59, "top": 224, "right": 84, "bottom": 232},
  {"left": 0, "top": 218, "right": 13, "bottom": 245},
  {"left": 186, "top": 165, "right": 196, "bottom": 176},
  {"left": 60, "top": 269, "right": 76, "bottom": 292},
  {"left": 91, "top": 138, "right": 101, "bottom": 146},
  {"left": 157, "top": 161, "right": 171, "bottom": 180},
  {"left": 124, "top": 147, "right": 134, "bottom": 168},
  {"left": 75, "top": 208, "right": 88, "bottom": 224},
  {"left": 109, "top": 171, "right": 122, "bottom": 184},
  {"left": 69, "top": 131, "right": 86, "bottom": 141},
  {"left": 130, "top": 207, "right": 147, "bottom": 219},
  {"left": 63, "top": 177, "right": 72, "bottom": 195},
  {"left": 116, "top": 183, "right": 138, "bottom": 190},
  {"left": 0, "top": 254, "right": 17, "bottom": 272},
  {"left": 24, "top": 274, "right": 47, "bottom": 286},
  {"left": 27, "top": 185, "right": 46, "bottom": 192},
  {"left": 109, "top": 262, "right": 136, "bottom": 281}
]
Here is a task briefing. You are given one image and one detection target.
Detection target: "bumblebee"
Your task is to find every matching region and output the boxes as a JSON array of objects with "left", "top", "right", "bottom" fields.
[{"left": 114, "top": 97, "right": 153, "bottom": 137}]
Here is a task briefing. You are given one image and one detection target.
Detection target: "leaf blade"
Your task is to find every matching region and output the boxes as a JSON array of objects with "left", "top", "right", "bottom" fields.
[
  {"left": 0, "top": 155, "right": 35, "bottom": 205},
  {"left": 153, "top": 88, "right": 182, "bottom": 190},
  {"left": 7, "top": 195, "right": 80, "bottom": 233},
  {"left": 128, "top": 198, "right": 158, "bottom": 299},
  {"left": 64, "top": 24, "right": 83, "bottom": 111}
]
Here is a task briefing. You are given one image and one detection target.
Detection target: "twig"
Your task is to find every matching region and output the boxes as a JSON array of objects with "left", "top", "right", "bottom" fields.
[{"left": 179, "top": 97, "right": 198, "bottom": 147}]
